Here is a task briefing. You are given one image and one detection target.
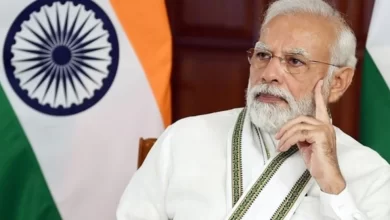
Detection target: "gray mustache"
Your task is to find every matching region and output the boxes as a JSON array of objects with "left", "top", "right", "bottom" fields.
[{"left": 250, "top": 84, "right": 292, "bottom": 102}]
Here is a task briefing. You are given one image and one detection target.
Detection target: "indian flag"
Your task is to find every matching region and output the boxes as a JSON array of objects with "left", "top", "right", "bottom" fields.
[
  {"left": 361, "top": 0, "right": 390, "bottom": 163},
  {"left": 0, "top": 0, "right": 171, "bottom": 220}
]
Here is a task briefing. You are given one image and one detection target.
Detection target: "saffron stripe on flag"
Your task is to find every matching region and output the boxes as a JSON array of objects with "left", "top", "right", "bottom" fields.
[{"left": 110, "top": 0, "right": 172, "bottom": 127}]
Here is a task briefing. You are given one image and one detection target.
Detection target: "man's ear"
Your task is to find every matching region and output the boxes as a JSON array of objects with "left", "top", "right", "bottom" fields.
[{"left": 327, "top": 67, "right": 354, "bottom": 103}]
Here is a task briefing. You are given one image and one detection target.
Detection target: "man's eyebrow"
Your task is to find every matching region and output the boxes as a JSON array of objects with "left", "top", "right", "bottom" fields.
[
  {"left": 284, "top": 48, "right": 311, "bottom": 58},
  {"left": 255, "top": 42, "right": 311, "bottom": 58},
  {"left": 255, "top": 42, "right": 270, "bottom": 51}
]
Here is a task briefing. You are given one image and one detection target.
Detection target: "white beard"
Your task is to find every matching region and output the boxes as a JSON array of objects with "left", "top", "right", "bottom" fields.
[{"left": 246, "top": 83, "right": 316, "bottom": 134}]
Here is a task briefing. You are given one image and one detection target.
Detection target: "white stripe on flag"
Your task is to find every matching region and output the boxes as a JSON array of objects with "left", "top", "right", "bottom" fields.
[{"left": 366, "top": 0, "right": 390, "bottom": 89}]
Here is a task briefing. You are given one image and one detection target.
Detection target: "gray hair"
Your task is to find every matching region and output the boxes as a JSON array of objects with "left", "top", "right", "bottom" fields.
[{"left": 261, "top": 0, "right": 358, "bottom": 72}]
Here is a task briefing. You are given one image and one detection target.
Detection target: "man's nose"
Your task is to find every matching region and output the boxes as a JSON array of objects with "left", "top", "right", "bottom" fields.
[{"left": 259, "top": 57, "right": 284, "bottom": 84}]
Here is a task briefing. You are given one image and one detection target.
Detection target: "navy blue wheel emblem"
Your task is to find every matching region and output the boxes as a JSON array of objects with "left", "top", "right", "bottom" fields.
[{"left": 3, "top": 0, "right": 119, "bottom": 116}]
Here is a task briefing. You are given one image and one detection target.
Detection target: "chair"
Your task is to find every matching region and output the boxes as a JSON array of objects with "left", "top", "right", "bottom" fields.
[{"left": 138, "top": 138, "right": 157, "bottom": 168}]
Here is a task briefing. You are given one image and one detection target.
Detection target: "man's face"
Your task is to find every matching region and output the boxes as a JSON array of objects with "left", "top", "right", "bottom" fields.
[{"left": 247, "top": 13, "right": 338, "bottom": 133}]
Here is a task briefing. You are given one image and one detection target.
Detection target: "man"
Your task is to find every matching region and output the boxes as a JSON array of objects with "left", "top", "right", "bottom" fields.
[{"left": 117, "top": 0, "right": 390, "bottom": 219}]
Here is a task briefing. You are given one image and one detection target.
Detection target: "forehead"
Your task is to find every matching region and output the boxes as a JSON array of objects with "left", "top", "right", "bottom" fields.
[{"left": 259, "top": 13, "right": 338, "bottom": 58}]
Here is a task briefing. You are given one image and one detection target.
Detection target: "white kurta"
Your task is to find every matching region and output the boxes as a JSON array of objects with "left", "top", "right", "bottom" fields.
[{"left": 117, "top": 108, "right": 390, "bottom": 220}]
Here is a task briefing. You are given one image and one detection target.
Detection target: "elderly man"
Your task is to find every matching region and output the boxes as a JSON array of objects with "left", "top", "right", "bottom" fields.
[{"left": 117, "top": 0, "right": 390, "bottom": 219}]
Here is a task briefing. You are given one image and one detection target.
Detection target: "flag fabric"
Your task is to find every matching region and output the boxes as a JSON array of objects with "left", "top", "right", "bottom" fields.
[
  {"left": 360, "top": 0, "right": 390, "bottom": 163},
  {"left": 0, "top": 0, "right": 172, "bottom": 219}
]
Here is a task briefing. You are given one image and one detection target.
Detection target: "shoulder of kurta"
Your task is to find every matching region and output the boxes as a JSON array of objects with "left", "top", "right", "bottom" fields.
[
  {"left": 161, "top": 108, "right": 242, "bottom": 157},
  {"left": 168, "top": 108, "right": 242, "bottom": 139}
]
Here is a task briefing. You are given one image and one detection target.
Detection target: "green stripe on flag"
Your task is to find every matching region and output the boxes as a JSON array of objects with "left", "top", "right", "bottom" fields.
[
  {"left": 360, "top": 50, "right": 390, "bottom": 163},
  {"left": 0, "top": 85, "right": 62, "bottom": 220}
]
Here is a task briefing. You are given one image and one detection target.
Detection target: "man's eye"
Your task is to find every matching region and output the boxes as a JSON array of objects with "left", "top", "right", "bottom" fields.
[
  {"left": 256, "top": 52, "right": 271, "bottom": 60},
  {"left": 288, "top": 57, "right": 305, "bottom": 66}
]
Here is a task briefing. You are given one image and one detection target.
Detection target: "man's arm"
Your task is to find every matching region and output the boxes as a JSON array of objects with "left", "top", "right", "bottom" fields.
[
  {"left": 320, "top": 165, "right": 390, "bottom": 220},
  {"left": 275, "top": 80, "right": 390, "bottom": 219},
  {"left": 116, "top": 126, "right": 173, "bottom": 220}
]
